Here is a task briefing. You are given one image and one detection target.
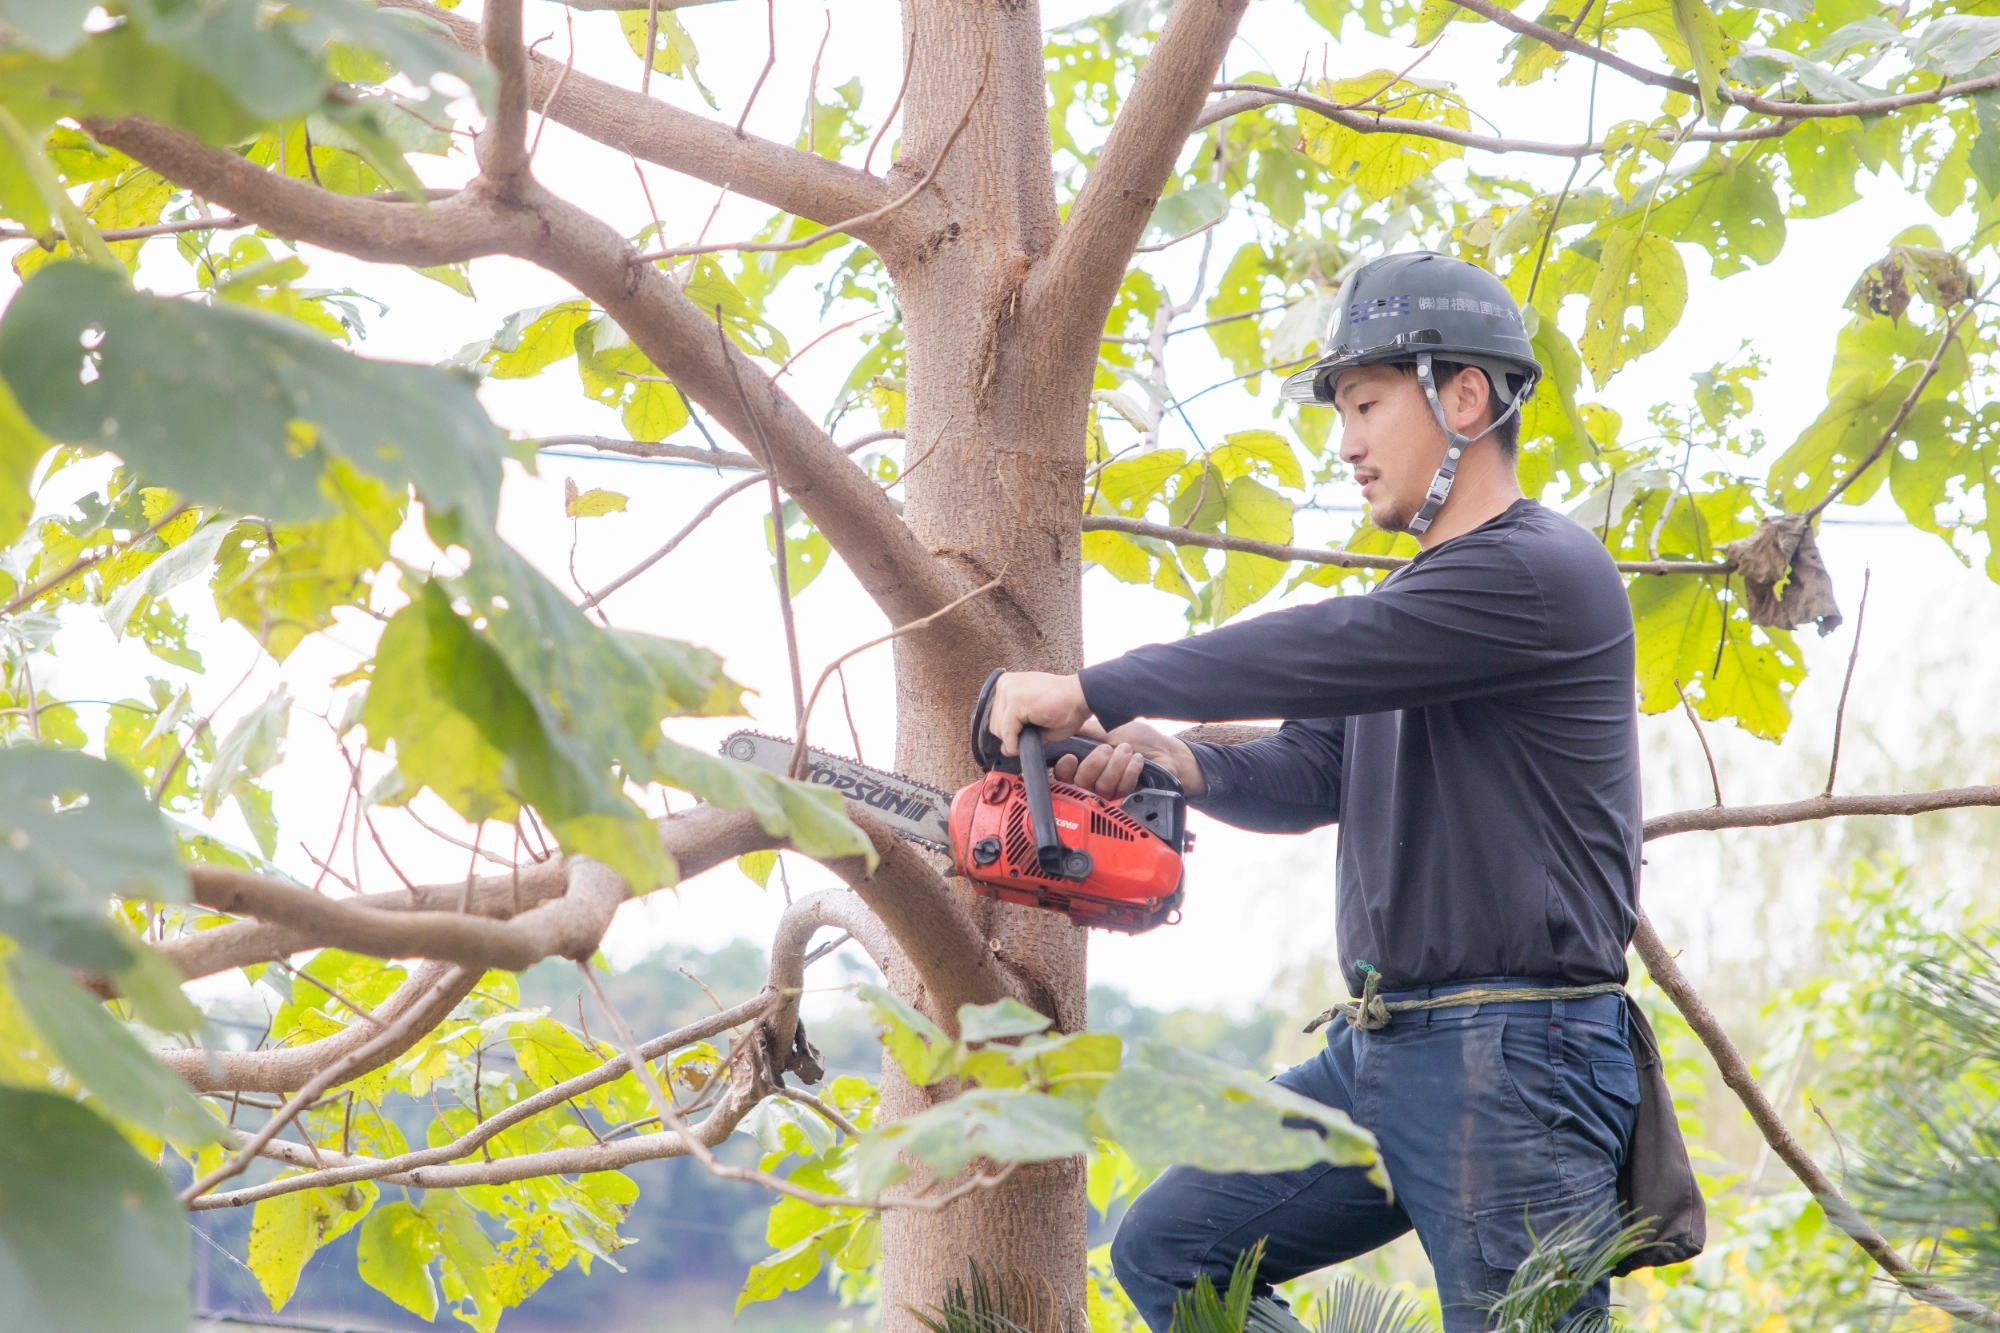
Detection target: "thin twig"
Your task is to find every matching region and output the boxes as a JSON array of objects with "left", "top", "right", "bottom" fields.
[
  {"left": 787, "top": 573, "right": 1006, "bottom": 780},
  {"left": 1674, "top": 677, "right": 1723, "bottom": 808},
  {"left": 716, "top": 308, "right": 807, "bottom": 742},
  {"left": 639, "top": 0, "right": 659, "bottom": 97},
  {"left": 1823, "top": 568, "right": 1871, "bottom": 798},
  {"left": 406, "top": 805, "right": 514, "bottom": 868},
  {"left": 799, "top": 10, "right": 831, "bottom": 152},
  {"left": 179, "top": 966, "right": 471, "bottom": 1203},
  {"left": 864, "top": 27, "right": 916, "bottom": 176},
  {"left": 679, "top": 966, "right": 729, "bottom": 1015},
  {"left": 275, "top": 960, "right": 384, "bottom": 1030},
  {"left": 577, "top": 962, "right": 1019, "bottom": 1213},
  {"left": 1131, "top": 213, "right": 1223, "bottom": 255},
  {"left": 776, "top": 1085, "right": 862, "bottom": 1138},
  {"left": 735, "top": 0, "right": 778, "bottom": 137},
  {"left": 835, "top": 665, "right": 864, "bottom": 763},
  {"left": 1807, "top": 282, "right": 1996, "bottom": 518},
  {"left": 529, "top": 3, "right": 578, "bottom": 162},
  {"left": 642, "top": 55, "right": 988, "bottom": 261},
  {"left": 0, "top": 214, "right": 248, "bottom": 242},
  {"left": 2, "top": 502, "right": 193, "bottom": 617},
  {"left": 774, "top": 310, "right": 882, "bottom": 378}
]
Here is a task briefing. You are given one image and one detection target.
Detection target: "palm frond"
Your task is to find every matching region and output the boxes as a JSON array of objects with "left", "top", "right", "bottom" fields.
[
  {"left": 1481, "top": 1208, "right": 1648, "bottom": 1333},
  {"left": 1305, "top": 1274, "right": 1436, "bottom": 1333},
  {"left": 912, "top": 1261, "right": 1054, "bottom": 1333},
  {"left": 1170, "top": 1238, "right": 1268, "bottom": 1333}
]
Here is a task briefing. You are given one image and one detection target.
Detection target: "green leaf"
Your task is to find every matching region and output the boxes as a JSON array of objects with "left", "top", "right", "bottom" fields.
[
  {"left": 1098, "top": 1040, "right": 1379, "bottom": 1175},
  {"left": 202, "top": 685, "right": 290, "bottom": 819},
  {"left": 575, "top": 314, "right": 691, "bottom": 443},
  {"left": 1646, "top": 151, "right": 1785, "bottom": 277},
  {"left": 5, "top": 951, "right": 223, "bottom": 1145},
  {"left": 0, "top": 747, "right": 188, "bottom": 973},
  {"left": 737, "top": 848, "right": 779, "bottom": 888},
  {"left": 958, "top": 997, "right": 1055, "bottom": 1044},
  {"left": 1081, "top": 529, "right": 1153, "bottom": 583},
  {"left": 0, "top": 263, "right": 506, "bottom": 531},
  {"left": 105, "top": 516, "right": 230, "bottom": 639},
  {"left": 1216, "top": 475, "right": 1293, "bottom": 624},
  {"left": 1211, "top": 430, "right": 1305, "bottom": 491},
  {"left": 357, "top": 1199, "right": 441, "bottom": 1322},
  {"left": 1668, "top": 0, "right": 1734, "bottom": 122},
  {"left": 0, "top": 374, "right": 49, "bottom": 551},
  {"left": 765, "top": 499, "right": 834, "bottom": 597},
  {"left": 1296, "top": 72, "right": 1470, "bottom": 199},
  {"left": 736, "top": 1231, "right": 834, "bottom": 1313},
  {"left": 0, "top": 0, "right": 96, "bottom": 57},
  {"left": 249, "top": 1180, "right": 378, "bottom": 1313},
  {"left": 856, "top": 982, "right": 957, "bottom": 1085},
  {"left": 1629, "top": 574, "right": 1803, "bottom": 740},
  {"left": 618, "top": 7, "right": 714, "bottom": 108},
  {"left": 0, "top": 1086, "right": 191, "bottom": 1333},
  {"left": 851, "top": 1088, "right": 1091, "bottom": 1195},
  {"left": 1580, "top": 227, "right": 1687, "bottom": 388},
  {"left": 682, "top": 256, "right": 789, "bottom": 360},
  {"left": 412, "top": 263, "right": 474, "bottom": 298},
  {"left": 423, "top": 1190, "right": 503, "bottom": 1333},
  {"left": 483, "top": 300, "right": 592, "bottom": 380}
]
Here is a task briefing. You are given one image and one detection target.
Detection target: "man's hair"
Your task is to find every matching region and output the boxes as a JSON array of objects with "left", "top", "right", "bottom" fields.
[{"left": 1393, "top": 360, "right": 1521, "bottom": 456}]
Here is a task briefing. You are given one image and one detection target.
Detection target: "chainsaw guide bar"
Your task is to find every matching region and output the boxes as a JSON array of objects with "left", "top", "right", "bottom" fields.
[{"left": 720, "top": 731, "right": 952, "bottom": 852}]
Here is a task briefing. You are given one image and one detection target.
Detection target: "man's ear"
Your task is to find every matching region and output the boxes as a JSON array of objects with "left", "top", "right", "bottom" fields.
[{"left": 1450, "top": 365, "right": 1491, "bottom": 433}]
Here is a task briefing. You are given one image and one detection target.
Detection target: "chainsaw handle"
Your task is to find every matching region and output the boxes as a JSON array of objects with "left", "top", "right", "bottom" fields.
[{"left": 1018, "top": 726, "right": 1092, "bottom": 881}]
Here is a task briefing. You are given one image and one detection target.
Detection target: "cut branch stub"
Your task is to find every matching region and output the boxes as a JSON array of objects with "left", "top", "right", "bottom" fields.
[{"left": 1722, "top": 513, "right": 1843, "bottom": 636}]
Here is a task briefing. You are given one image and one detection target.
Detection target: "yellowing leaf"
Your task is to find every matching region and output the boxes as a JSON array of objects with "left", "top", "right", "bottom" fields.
[
  {"left": 1629, "top": 575, "right": 1803, "bottom": 741},
  {"left": 1580, "top": 228, "right": 1687, "bottom": 388},
  {"left": 248, "top": 1181, "right": 378, "bottom": 1311},
  {"left": 1668, "top": 0, "right": 1735, "bottom": 123},
  {"left": 563, "top": 478, "right": 629, "bottom": 519},
  {"left": 1296, "top": 73, "right": 1470, "bottom": 199},
  {"left": 1212, "top": 429, "right": 1305, "bottom": 491},
  {"left": 1217, "top": 475, "right": 1294, "bottom": 623},
  {"left": 1082, "top": 529, "right": 1152, "bottom": 583}
]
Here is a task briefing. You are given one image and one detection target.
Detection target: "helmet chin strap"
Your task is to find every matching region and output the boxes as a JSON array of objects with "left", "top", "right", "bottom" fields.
[{"left": 1406, "top": 352, "right": 1527, "bottom": 536}]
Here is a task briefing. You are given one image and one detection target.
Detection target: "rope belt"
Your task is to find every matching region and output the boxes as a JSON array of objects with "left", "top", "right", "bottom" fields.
[{"left": 1304, "top": 962, "right": 1628, "bottom": 1035}]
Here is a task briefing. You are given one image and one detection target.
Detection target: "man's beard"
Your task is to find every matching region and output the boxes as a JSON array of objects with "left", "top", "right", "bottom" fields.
[{"left": 1368, "top": 497, "right": 1416, "bottom": 534}]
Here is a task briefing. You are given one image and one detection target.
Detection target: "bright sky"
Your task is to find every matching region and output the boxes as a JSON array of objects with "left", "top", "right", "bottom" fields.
[{"left": 13, "top": 0, "right": 2000, "bottom": 1019}]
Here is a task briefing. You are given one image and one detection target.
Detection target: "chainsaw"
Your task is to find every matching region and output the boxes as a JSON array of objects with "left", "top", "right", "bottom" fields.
[{"left": 720, "top": 670, "right": 1192, "bottom": 934}]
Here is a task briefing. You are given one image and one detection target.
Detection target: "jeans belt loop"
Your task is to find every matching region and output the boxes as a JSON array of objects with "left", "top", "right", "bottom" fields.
[{"left": 1548, "top": 995, "right": 1567, "bottom": 1070}]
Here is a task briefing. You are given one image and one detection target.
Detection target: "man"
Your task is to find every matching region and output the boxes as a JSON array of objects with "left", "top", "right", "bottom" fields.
[{"left": 987, "top": 253, "right": 1642, "bottom": 1331}]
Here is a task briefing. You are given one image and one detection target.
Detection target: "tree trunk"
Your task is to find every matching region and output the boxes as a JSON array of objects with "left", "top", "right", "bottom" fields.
[{"left": 876, "top": 0, "right": 1099, "bottom": 1326}]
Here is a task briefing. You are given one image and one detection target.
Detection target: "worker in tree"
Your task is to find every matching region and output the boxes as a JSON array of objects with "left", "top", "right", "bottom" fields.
[{"left": 988, "top": 252, "right": 1643, "bottom": 1332}]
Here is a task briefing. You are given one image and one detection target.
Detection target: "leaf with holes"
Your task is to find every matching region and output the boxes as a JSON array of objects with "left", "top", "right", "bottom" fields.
[{"left": 1580, "top": 227, "right": 1687, "bottom": 388}]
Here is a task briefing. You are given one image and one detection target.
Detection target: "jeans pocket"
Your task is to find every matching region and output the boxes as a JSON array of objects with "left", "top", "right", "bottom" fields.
[
  {"left": 1472, "top": 1181, "right": 1622, "bottom": 1273},
  {"left": 1492, "top": 1015, "right": 1563, "bottom": 1135},
  {"left": 1590, "top": 1058, "right": 1641, "bottom": 1107}
]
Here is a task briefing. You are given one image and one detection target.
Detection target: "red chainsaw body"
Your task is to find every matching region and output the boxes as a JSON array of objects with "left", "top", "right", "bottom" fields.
[{"left": 948, "top": 771, "right": 1185, "bottom": 933}]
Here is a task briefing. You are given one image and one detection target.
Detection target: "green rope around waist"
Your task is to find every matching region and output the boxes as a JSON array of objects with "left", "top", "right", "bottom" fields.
[{"left": 1304, "top": 963, "right": 1628, "bottom": 1035}]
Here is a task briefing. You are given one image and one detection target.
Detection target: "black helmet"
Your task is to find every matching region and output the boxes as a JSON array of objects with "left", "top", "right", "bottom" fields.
[{"left": 1281, "top": 252, "right": 1542, "bottom": 535}]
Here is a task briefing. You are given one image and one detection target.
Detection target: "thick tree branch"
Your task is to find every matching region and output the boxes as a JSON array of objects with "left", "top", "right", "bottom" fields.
[
  {"left": 96, "top": 119, "right": 987, "bottom": 645},
  {"left": 378, "top": 0, "right": 913, "bottom": 241},
  {"left": 87, "top": 118, "right": 540, "bottom": 265},
  {"left": 1030, "top": 0, "right": 1248, "bottom": 350},
  {"left": 508, "top": 182, "right": 993, "bottom": 638},
  {"left": 161, "top": 959, "right": 478, "bottom": 1093},
  {"left": 140, "top": 805, "right": 772, "bottom": 986},
  {"left": 476, "top": 0, "right": 532, "bottom": 188},
  {"left": 186, "top": 856, "right": 628, "bottom": 973},
  {"left": 1083, "top": 515, "right": 1731, "bottom": 576},
  {"left": 1642, "top": 786, "right": 2000, "bottom": 842},
  {"left": 827, "top": 811, "right": 1026, "bottom": 1025},
  {"left": 1634, "top": 917, "right": 2000, "bottom": 1328}
]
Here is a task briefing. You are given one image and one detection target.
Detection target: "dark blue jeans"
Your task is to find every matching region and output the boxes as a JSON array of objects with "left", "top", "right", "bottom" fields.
[{"left": 1110, "top": 981, "right": 1639, "bottom": 1333}]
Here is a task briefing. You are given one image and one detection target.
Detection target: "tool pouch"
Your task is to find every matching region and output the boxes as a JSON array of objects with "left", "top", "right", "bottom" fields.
[{"left": 1612, "top": 994, "right": 1707, "bottom": 1275}]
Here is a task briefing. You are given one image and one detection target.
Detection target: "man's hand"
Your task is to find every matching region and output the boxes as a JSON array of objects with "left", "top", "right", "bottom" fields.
[
  {"left": 1051, "top": 719, "right": 1207, "bottom": 800},
  {"left": 986, "top": 671, "right": 1092, "bottom": 756}
]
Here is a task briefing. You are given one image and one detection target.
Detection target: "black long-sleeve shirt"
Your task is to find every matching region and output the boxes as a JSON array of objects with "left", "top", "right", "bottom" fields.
[{"left": 1079, "top": 499, "right": 1640, "bottom": 994}]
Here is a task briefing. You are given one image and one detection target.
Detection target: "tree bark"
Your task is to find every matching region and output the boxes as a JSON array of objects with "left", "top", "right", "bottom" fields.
[{"left": 871, "top": 1, "right": 1094, "bottom": 1325}]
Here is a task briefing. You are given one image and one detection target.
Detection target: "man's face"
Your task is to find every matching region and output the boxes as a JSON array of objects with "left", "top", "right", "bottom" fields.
[{"left": 1333, "top": 363, "right": 1491, "bottom": 532}]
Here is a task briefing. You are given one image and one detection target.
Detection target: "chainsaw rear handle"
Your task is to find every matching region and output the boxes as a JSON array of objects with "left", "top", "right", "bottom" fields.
[{"left": 1017, "top": 725, "right": 1094, "bottom": 881}]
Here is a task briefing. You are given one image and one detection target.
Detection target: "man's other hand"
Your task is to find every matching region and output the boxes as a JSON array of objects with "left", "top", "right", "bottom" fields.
[
  {"left": 1051, "top": 720, "right": 1206, "bottom": 800},
  {"left": 987, "top": 671, "right": 1091, "bottom": 756}
]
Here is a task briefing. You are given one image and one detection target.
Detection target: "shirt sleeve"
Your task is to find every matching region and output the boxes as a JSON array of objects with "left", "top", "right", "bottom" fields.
[
  {"left": 1184, "top": 718, "right": 1345, "bottom": 833},
  {"left": 1079, "top": 535, "right": 1592, "bottom": 730}
]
